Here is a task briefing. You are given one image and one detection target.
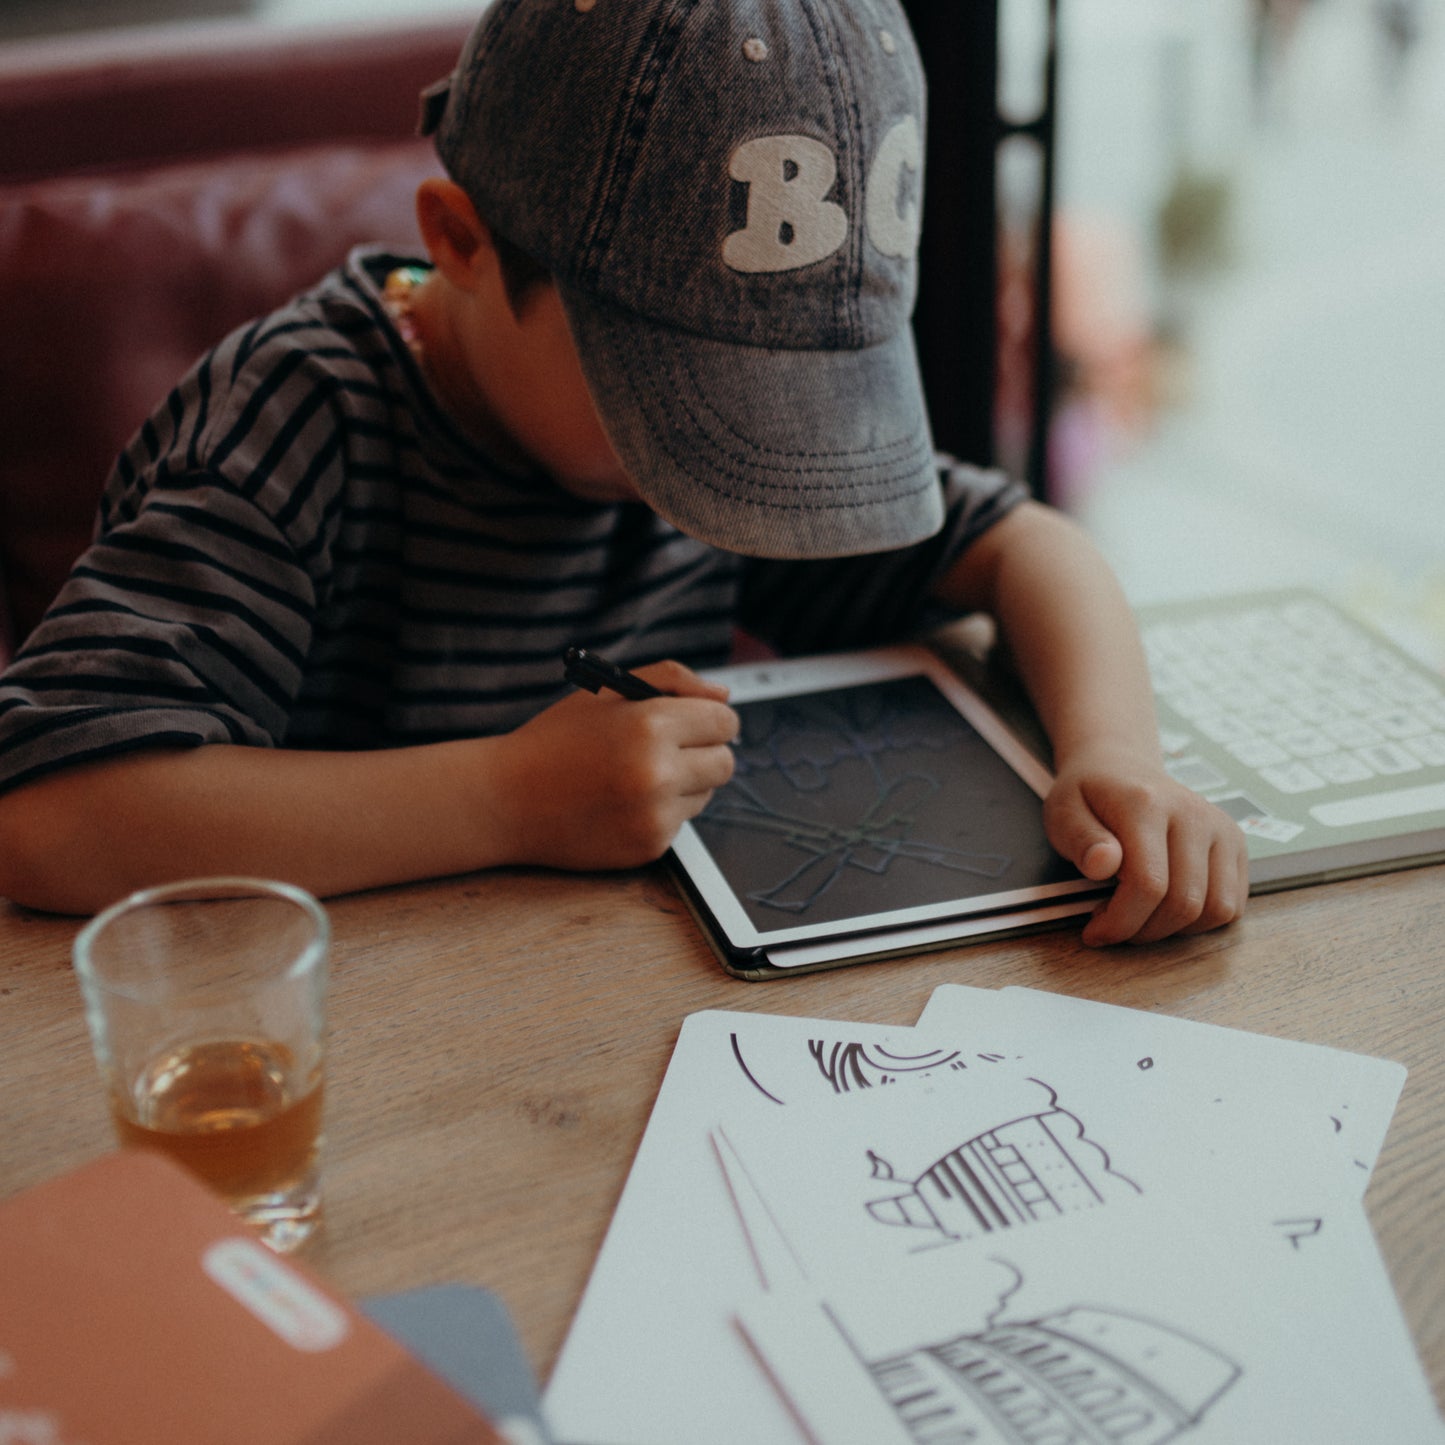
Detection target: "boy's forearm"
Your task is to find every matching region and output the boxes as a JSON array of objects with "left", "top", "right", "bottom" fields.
[
  {"left": 0, "top": 739, "right": 511, "bottom": 915},
  {"left": 936, "top": 502, "right": 1160, "bottom": 765}
]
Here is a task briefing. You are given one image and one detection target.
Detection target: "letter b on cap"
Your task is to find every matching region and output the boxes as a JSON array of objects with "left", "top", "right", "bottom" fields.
[
  {"left": 722, "top": 136, "right": 848, "bottom": 273},
  {"left": 723, "top": 121, "right": 922, "bottom": 275}
]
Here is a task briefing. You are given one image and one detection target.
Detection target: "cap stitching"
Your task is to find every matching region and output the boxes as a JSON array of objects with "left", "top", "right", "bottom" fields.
[
  {"left": 798, "top": 0, "right": 861, "bottom": 349},
  {"left": 577, "top": 0, "right": 700, "bottom": 291},
  {"left": 622, "top": 327, "right": 935, "bottom": 507},
  {"left": 658, "top": 330, "right": 926, "bottom": 477}
]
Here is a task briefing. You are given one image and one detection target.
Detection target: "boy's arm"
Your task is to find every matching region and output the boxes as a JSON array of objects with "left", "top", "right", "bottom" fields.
[
  {"left": 934, "top": 501, "right": 1249, "bottom": 945},
  {"left": 0, "top": 662, "right": 737, "bottom": 916}
]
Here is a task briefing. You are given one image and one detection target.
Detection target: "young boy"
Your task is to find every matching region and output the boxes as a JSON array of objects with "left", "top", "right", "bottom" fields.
[{"left": 0, "top": 0, "right": 1246, "bottom": 942}]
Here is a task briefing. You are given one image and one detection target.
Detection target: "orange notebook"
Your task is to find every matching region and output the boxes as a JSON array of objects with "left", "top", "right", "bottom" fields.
[{"left": 0, "top": 1150, "right": 504, "bottom": 1445}]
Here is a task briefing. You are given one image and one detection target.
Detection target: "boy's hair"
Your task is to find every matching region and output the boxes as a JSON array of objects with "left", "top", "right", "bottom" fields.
[
  {"left": 491, "top": 226, "right": 551, "bottom": 316},
  {"left": 421, "top": 0, "right": 937, "bottom": 563}
]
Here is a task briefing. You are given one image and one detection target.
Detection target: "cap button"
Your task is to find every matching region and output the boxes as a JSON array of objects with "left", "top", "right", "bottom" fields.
[{"left": 742, "top": 36, "right": 769, "bottom": 62}]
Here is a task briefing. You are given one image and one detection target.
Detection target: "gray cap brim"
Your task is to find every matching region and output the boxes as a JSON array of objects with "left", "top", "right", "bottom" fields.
[{"left": 560, "top": 286, "right": 942, "bottom": 561}]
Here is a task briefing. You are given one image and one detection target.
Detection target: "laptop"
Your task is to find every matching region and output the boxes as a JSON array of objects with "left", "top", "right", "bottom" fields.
[{"left": 1138, "top": 587, "right": 1445, "bottom": 892}]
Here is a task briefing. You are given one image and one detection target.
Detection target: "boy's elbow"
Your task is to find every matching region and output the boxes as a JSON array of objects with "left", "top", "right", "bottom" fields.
[{"left": 0, "top": 781, "right": 104, "bottom": 915}]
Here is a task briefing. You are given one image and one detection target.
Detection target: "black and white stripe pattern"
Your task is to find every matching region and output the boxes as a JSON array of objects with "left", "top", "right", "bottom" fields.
[{"left": 0, "top": 248, "right": 1025, "bottom": 794}]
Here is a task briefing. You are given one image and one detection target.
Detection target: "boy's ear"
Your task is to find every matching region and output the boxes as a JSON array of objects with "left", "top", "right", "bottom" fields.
[{"left": 415, "top": 178, "right": 494, "bottom": 290}]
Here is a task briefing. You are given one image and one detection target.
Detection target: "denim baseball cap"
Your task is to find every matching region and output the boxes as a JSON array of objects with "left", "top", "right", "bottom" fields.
[{"left": 422, "top": 0, "right": 939, "bottom": 560}]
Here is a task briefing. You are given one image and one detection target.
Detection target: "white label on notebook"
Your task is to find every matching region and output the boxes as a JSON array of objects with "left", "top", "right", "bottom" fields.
[{"left": 202, "top": 1238, "right": 349, "bottom": 1352}]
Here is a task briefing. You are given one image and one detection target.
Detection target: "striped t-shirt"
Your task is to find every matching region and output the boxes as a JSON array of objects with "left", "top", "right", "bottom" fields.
[{"left": 0, "top": 247, "right": 1026, "bottom": 796}]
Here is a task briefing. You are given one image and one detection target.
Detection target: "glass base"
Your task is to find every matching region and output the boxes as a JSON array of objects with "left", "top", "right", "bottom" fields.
[{"left": 236, "top": 1181, "right": 324, "bottom": 1253}]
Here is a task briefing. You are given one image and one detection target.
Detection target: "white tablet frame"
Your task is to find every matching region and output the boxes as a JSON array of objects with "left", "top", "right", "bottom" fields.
[{"left": 669, "top": 644, "right": 1099, "bottom": 954}]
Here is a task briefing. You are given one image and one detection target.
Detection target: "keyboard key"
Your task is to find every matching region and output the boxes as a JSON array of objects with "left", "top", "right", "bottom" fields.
[
  {"left": 1374, "top": 709, "right": 1430, "bottom": 740},
  {"left": 1326, "top": 717, "right": 1385, "bottom": 749},
  {"left": 1332, "top": 684, "right": 1386, "bottom": 713},
  {"left": 1405, "top": 732, "right": 1445, "bottom": 767},
  {"left": 1312, "top": 751, "right": 1377, "bottom": 785},
  {"left": 1356, "top": 743, "right": 1424, "bottom": 775},
  {"left": 1311, "top": 779, "right": 1445, "bottom": 827},
  {"left": 1288, "top": 695, "right": 1349, "bottom": 726},
  {"left": 1418, "top": 700, "right": 1445, "bottom": 728},
  {"left": 1227, "top": 737, "right": 1290, "bottom": 768},
  {"left": 1384, "top": 673, "right": 1444, "bottom": 705},
  {"left": 1160, "top": 687, "right": 1220, "bottom": 721},
  {"left": 1259, "top": 761, "right": 1327, "bottom": 793},
  {"left": 1195, "top": 713, "right": 1255, "bottom": 743},
  {"left": 1166, "top": 756, "right": 1231, "bottom": 793},
  {"left": 1277, "top": 727, "right": 1335, "bottom": 758},
  {"left": 1211, "top": 682, "right": 1264, "bottom": 712},
  {"left": 1238, "top": 706, "right": 1301, "bottom": 735}
]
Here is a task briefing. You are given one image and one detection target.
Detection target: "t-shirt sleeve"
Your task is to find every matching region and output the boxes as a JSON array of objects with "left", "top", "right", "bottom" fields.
[
  {"left": 736, "top": 455, "right": 1029, "bottom": 655},
  {"left": 0, "top": 473, "right": 318, "bottom": 796}
]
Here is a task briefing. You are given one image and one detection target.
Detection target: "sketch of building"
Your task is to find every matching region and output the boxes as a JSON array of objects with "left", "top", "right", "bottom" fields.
[
  {"left": 865, "top": 1106, "right": 1135, "bottom": 1244},
  {"left": 868, "top": 1305, "right": 1240, "bottom": 1444}
]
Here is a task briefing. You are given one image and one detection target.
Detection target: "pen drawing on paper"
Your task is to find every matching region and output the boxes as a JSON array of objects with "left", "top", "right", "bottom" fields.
[
  {"left": 728, "top": 1031, "right": 966, "bottom": 1105},
  {"left": 852, "top": 1282, "right": 1242, "bottom": 1444},
  {"left": 863, "top": 1086, "right": 1141, "bottom": 1248},
  {"left": 726, "top": 1032, "right": 1140, "bottom": 1249}
]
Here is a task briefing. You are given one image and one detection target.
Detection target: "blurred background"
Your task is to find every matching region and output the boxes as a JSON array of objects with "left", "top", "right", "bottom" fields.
[
  {"left": 1007, "top": 0, "right": 1444, "bottom": 667},
  {"left": 3, "top": 0, "right": 1441, "bottom": 664}
]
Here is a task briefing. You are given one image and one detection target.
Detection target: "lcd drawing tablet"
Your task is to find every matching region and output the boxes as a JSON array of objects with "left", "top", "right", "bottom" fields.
[{"left": 668, "top": 647, "right": 1102, "bottom": 978}]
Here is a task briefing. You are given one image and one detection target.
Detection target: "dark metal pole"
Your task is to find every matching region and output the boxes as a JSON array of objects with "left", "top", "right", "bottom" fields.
[
  {"left": 898, "top": 0, "right": 1000, "bottom": 473},
  {"left": 1027, "top": 0, "right": 1060, "bottom": 500}
]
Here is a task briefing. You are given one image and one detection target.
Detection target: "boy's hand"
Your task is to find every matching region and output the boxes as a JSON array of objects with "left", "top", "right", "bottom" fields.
[
  {"left": 1043, "top": 743, "right": 1249, "bottom": 946},
  {"left": 488, "top": 660, "right": 738, "bottom": 870}
]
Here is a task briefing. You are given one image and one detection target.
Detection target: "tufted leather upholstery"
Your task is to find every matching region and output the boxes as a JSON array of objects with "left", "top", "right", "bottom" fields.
[{"left": 0, "top": 16, "right": 473, "bottom": 665}]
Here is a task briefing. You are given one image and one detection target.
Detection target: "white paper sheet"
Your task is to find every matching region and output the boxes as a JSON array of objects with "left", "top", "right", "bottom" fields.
[
  {"left": 736, "top": 1193, "right": 1445, "bottom": 1443},
  {"left": 711, "top": 1028, "right": 1358, "bottom": 1299},
  {"left": 917, "top": 984, "right": 1407, "bottom": 1192},
  {"left": 543, "top": 999, "right": 1416, "bottom": 1445},
  {"left": 544, "top": 1009, "right": 958, "bottom": 1445}
]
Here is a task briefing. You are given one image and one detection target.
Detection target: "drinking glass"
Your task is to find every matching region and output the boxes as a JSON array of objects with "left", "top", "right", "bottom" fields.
[{"left": 73, "top": 877, "right": 331, "bottom": 1252}]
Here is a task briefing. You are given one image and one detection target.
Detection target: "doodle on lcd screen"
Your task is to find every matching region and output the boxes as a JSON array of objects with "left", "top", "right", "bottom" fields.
[{"left": 692, "top": 676, "right": 1079, "bottom": 931}]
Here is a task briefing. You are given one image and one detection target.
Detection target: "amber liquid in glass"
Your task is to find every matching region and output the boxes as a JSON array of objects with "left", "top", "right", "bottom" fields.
[{"left": 111, "top": 1039, "right": 323, "bottom": 1204}]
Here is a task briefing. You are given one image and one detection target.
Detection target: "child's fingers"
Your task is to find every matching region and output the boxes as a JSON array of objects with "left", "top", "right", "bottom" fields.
[
  {"left": 1043, "top": 785, "right": 1125, "bottom": 881},
  {"left": 1079, "top": 836, "right": 1124, "bottom": 881},
  {"left": 1079, "top": 814, "right": 1170, "bottom": 946},
  {"left": 679, "top": 736, "right": 736, "bottom": 795},
  {"left": 1123, "top": 821, "right": 1216, "bottom": 943},
  {"left": 1178, "top": 830, "right": 1251, "bottom": 936},
  {"left": 1085, "top": 812, "right": 1248, "bottom": 946},
  {"left": 634, "top": 658, "right": 731, "bottom": 701}
]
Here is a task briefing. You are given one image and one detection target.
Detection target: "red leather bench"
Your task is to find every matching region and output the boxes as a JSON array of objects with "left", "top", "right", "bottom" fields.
[{"left": 0, "top": 16, "right": 472, "bottom": 665}]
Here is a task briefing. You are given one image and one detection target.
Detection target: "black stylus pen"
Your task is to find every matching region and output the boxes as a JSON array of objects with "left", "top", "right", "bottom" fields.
[{"left": 563, "top": 645, "right": 666, "bottom": 700}]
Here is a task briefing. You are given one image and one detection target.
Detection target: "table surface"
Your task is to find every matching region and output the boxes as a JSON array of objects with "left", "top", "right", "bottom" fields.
[{"left": 2, "top": 859, "right": 1442, "bottom": 1413}]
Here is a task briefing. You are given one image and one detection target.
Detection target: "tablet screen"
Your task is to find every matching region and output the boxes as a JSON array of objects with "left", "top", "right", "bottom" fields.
[{"left": 680, "top": 664, "right": 1084, "bottom": 945}]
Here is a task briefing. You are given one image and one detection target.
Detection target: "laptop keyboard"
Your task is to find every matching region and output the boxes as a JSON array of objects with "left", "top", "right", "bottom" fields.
[{"left": 1144, "top": 597, "right": 1445, "bottom": 819}]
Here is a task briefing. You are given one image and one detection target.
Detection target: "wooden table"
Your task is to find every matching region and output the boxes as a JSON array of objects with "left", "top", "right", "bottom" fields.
[{"left": 3, "top": 861, "right": 1443, "bottom": 1412}]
